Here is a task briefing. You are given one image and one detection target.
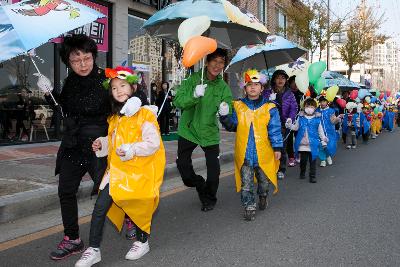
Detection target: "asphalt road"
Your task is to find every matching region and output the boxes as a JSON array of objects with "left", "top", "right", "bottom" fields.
[{"left": 1, "top": 130, "right": 400, "bottom": 266}]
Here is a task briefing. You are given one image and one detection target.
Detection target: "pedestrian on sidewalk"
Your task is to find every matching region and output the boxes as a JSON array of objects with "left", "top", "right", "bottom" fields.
[
  {"left": 75, "top": 66, "right": 165, "bottom": 267},
  {"left": 316, "top": 96, "right": 340, "bottom": 167},
  {"left": 35, "top": 34, "right": 110, "bottom": 260},
  {"left": 173, "top": 48, "right": 233, "bottom": 212},
  {"left": 286, "top": 98, "right": 327, "bottom": 183},
  {"left": 156, "top": 81, "right": 172, "bottom": 135},
  {"left": 219, "top": 69, "right": 282, "bottom": 221},
  {"left": 263, "top": 70, "right": 298, "bottom": 180}
]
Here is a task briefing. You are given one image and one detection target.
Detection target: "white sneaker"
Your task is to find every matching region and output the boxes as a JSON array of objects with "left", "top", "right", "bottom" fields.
[
  {"left": 75, "top": 247, "right": 101, "bottom": 267},
  {"left": 326, "top": 156, "right": 333, "bottom": 165},
  {"left": 320, "top": 161, "right": 326, "bottom": 167},
  {"left": 277, "top": 171, "right": 285, "bottom": 180},
  {"left": 125, "top": 241, "right": 150, "bottom": 260},
  {"left": 346, "top": 145, "right": 351, "bottom": 149}
]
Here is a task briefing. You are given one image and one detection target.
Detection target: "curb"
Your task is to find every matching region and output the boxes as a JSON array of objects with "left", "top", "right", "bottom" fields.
[{"left": 0, "top": 151, "right": 234, "bottom": 224}]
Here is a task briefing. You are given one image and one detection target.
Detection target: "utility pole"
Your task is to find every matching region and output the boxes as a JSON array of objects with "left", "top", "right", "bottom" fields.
[{"left": 326, "top": 0, "right": 330, "bottom": 70}]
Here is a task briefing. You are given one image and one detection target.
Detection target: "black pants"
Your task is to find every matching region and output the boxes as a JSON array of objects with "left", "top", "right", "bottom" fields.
[
  {"left": 89, "top": 184, "right": 148, "bottom": 248},
  {"left": 299, "top": 151, "right": 316, "bottom": 179},
  {"left": 176, "top": 137, "right": 220, "bottom": 206},
  {"left": 58, "top": 155, "right": 107, "bottom": 240},
  {"left": 362, "top": 131, "right": 369, "bottom": 143},
  {"left": 158, "top": 112, "right": 169, "bottom": 135},
  {"left": 286, "top": 130, "right": 295, "bottom": 159},
  {"left": 279, "top": 128, "right": 288, "bottom": 173}
]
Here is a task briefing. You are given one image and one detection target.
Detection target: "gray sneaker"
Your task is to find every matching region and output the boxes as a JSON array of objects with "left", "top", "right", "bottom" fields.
[
  {"left": 244, "top": 208, "right": 256, "bottom": 221},
  {"left": 277, "top": 171, "right": 285, "bottom": 180}
]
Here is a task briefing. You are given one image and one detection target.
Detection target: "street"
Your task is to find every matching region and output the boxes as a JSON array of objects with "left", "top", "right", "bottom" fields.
[{"left": 1, "top": 130, "right": 400, "bottom": 266}]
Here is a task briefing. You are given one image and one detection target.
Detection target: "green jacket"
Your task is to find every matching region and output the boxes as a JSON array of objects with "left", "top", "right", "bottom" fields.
[{"left": 173, "top": 70, "right": 233, "bottom": 147}]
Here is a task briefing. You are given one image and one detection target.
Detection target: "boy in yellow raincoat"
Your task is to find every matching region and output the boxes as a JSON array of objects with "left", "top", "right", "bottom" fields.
[
  {"left": 75, "top": 66, "right": 165, "bottom": 267},
  {"left": 219, "top": 69, "right": 283, "bottom": 221}
]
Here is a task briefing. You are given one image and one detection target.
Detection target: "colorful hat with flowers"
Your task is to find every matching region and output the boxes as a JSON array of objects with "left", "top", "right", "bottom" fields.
[
  {"left": 239, "top": 69, "right": 268, "bottom": 89},
  {"left": 103, "top": 66, "right": 139, "bottom": 89}
]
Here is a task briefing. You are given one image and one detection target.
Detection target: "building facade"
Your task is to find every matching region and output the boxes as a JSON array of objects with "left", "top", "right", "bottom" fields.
[
  {"left": 315, "top": 32, "right": 400, "bottom": 90},
  {"left": 0, "top": 0, "right": 302, "bottom": 145}
]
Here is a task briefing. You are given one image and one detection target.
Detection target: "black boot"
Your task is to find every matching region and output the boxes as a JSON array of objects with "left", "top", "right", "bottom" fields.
[
  {"left": 309, "top": 176, "right": 317, "bottom": 183},
  {"left": 258, "top": 195, "right": 268, "bottom": 210}
]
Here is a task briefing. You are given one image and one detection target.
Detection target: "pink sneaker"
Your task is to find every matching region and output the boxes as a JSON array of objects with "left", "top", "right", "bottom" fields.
[{"left": 288, "top": 158, "right": 296, "bottom": 167}]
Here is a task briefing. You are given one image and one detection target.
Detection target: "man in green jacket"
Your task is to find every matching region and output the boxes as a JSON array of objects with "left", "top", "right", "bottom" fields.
[{"left": 173, "top": 48, "right": 233, "bottom": 212}]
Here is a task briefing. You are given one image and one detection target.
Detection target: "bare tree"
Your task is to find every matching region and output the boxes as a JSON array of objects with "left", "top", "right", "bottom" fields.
[
  {"left": 337, "top": 3, "right": 387, "bottom": 79},
  {"left": 280, "top": 0, "right": 343, "bottom": 62}
]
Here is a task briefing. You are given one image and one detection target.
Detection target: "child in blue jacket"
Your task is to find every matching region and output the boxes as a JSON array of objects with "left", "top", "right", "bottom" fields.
[
  {"left": 316, "top": 96, "right": 340, "bottom": 167},
  {"left": 286, "top": 98, "right": 327, "bottom": 183}
]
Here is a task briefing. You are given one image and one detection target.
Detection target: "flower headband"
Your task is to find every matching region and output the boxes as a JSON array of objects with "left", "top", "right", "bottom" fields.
[
  {"left": 239, "top": 69, "right": 267, "bottom": 89},
  {"left": 103, "top": 66, "right": 139, "bottom": 89}
]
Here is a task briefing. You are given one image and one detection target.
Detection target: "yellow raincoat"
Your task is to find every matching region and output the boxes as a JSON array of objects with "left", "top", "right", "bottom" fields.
[
  {"left": 105, "top": 108, "right": 165, "bottom": 234},
  {"left": 233, "top": 101, "right": 279, "bottom": 194}
]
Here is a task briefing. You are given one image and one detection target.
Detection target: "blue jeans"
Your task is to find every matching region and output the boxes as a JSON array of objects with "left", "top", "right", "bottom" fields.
[{"left": 240, "top": 161, "right": 269, "bottom": 209}]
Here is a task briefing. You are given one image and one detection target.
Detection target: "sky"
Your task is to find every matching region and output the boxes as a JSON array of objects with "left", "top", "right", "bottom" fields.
[{"left": 329, "top": 0, "right": 400, "bottom": 41}]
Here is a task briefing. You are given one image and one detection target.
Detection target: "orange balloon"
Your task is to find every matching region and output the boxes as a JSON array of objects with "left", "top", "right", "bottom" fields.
[
  {"left": 305, "top": 89, "right": 311, "bottom": 97},
  {"left": 182, "top": 36, "right": 218, "bottom": 68}
]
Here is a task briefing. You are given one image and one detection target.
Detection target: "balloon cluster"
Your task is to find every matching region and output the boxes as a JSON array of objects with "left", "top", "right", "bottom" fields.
[
  {"left": 178, "top": 16, "right": 217, "bottom": 68},
  {"left": 276, "top": 59, "right": 326, "bottom": 95}
]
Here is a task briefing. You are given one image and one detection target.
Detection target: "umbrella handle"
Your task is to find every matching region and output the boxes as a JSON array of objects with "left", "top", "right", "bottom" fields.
[
  {"left": 30, "top": 55, "right": 64, "bottom": 117},
  {"left": 201, "top": 57, "right": 205, "bottom": 85}
]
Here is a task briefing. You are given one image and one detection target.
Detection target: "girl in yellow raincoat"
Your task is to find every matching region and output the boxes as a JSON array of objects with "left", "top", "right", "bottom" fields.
[{"left": 75, "top": 66, "right": 165, "bottom": 267}]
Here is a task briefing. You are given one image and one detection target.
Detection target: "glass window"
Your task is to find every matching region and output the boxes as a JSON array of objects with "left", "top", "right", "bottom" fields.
[
  {"left": 276, "top": 8, "right": 286, "bottom": 37},
  {"left": 258, "top": 0, "right": 266, "bottom": 24},
  {"left": 0, "top": 43, "right": 55, "bottom": 144}
]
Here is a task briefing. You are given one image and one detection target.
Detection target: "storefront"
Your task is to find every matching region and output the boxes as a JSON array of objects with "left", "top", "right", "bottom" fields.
[
  {"left": 0, "top": 0, "right": 112, "bottom": 145},
  {"left": 0, "top": 0, "right": 180, "bottom": 145}
]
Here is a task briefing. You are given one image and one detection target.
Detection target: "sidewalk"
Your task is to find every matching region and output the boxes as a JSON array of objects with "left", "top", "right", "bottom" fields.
[{"left": 0, "top": 131, "right": 235, "bottom": 223}]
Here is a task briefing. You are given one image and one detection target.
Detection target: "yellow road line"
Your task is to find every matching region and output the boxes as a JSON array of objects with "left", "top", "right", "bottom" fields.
[{"left": 0, "top": 169, "right": 234, "bottom": 252}]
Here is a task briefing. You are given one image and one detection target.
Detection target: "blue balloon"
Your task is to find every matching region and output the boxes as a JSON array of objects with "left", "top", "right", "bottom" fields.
[
  {"left": 379, "top": 105, "right": 383, "bottom": 112},
  {"left": 370, "top": 97, "right": 377, "bottom": 103},
  {"left": 358, "top": 89, "right": 368, "bottom": 99}
]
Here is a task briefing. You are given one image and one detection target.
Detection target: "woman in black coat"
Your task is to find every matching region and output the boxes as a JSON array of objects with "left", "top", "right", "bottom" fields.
[{"left": 36, "top": 34, "right": 110, "bottom": 260}]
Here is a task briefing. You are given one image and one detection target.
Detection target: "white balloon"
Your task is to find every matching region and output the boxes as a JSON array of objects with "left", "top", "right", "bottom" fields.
[
  {"left": 178, "top": 16, "right": 211, "bottom": 47},
  {"left": 295, "top": 70, "right": 309, "bottom": 93}
]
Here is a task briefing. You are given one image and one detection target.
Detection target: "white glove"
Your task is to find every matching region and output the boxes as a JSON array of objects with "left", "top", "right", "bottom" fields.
[
  {"left": 269, "top": 93, "right": 277, "bottom": 101},
  {"left": 193, "top": 84, "right": 207, "bottom": 98},
  {"left": 218, "top": 102, "right": 229, "bottom": 116},
  {"left": 33, "top": 73, "right": 53, "bottom": 93},
  {"left": 118, "top": 143, "right": 135, "bottom": 161},
  {"left": 120, "top": 97, "right": 142, "bottom": 117},
  {"left": 285, "top": 118, "right": 292, "bottom": 129}
]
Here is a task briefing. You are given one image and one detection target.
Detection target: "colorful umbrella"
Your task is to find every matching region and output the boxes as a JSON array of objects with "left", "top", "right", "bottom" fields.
[
  {"left": 142, "top": 0, "right": 269, "bottom": 49},
  {"left": 322, "top": 71, "right": 361, "bottom": 91},
  {"left": 226, "top": 35, "right": 307, "bottom": 72},
  {"left": 0, "top": 0, "right": 105, "bottom": 63}
]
